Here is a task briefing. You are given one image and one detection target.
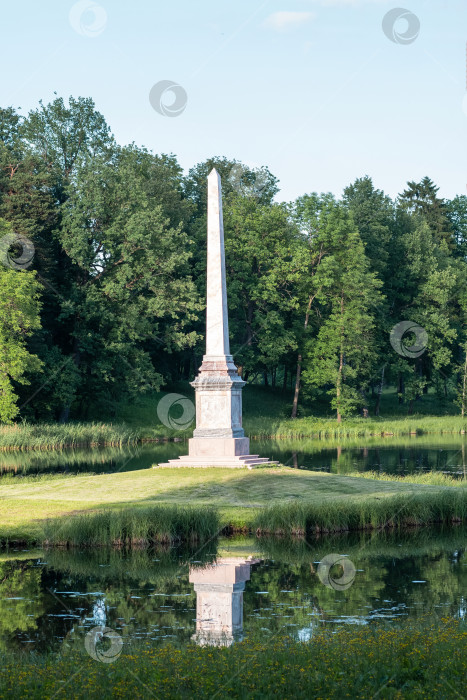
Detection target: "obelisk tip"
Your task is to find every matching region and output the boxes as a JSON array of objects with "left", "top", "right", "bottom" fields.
[{"left": 208, "top": 167, "right": 221, "bottom": 183}]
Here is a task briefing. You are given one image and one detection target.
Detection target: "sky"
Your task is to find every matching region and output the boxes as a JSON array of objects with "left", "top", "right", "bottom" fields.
[{"left": 1, "top": 0, "right": 467, "bottom": 202}]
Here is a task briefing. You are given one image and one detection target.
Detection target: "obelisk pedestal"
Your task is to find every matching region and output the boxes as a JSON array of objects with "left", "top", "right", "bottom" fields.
[{"left": 158, "top": 169, "right": 276, "bottom": 468}]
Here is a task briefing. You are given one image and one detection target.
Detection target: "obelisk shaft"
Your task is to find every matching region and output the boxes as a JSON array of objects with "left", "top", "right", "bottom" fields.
[
  {"left": 206, "top": 169, "right": 230, "bottom": 358},
  {"left": 156, "top": 168, "right": 277, "bottom": 466}
]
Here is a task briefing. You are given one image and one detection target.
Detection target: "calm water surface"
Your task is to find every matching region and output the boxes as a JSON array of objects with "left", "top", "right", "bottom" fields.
[
  {"left": 1, "top": 436, "right": 466, "bottom": 477},
  {"left": 1, "top": 529, "right": 465, "bottom": 652}
]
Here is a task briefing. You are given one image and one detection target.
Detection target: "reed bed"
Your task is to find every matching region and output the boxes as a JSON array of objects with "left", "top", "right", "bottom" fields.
[
  {"left": 247, "top": 414, "right": 467, "bottom": 439},
  {"left": 253, "top": 432, "right": 467, "bottom": 453},
  {"left": 253, "top": 489, "right": 467, "bottom": 536},
  {"left": 348, "top": 470, "right": 467, "bottom": 486},
  {"left": 41, "top": 505, "right": 220, "bottom": 546},
  {"left": 2, "top": 408, "right": 467, "bottom": 452},
  {"left": 0, "top": 422, "right": 142, "bottom": 450}
]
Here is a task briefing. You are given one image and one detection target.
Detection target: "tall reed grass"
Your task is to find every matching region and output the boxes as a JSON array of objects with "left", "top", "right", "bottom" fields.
[
  {"left": 0, "top": 422, "right": 142, "bottom": 450},
  {"left": 348, "top": 470, "right": 467, "bottom": 486},
  {"left": 247, "top": 414, "right": 467, "bottom": 439},
  {"left": 41, "top": 505, "right": 220, "bottom": 546},
  {"left": 253, "top": 489, "right": 467, "bottom": 536}
]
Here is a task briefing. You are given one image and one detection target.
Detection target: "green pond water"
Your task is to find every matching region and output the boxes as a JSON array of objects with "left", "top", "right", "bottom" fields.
[
  {"left": 0, "top": 435, "right": 466, "bottom": 477},
  {"left": 0, "top": 528, "right": 465, "bottom": 654}
]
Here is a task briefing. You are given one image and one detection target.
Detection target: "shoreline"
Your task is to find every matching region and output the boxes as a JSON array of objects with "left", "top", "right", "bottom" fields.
[
  {"left": 0, "top": 421, "right": 466, "bottom": 451},
  {"left": 0, "top": 470, "right": 465, "bottom": 547},
  {"left": 1, "top": 518, "right": 466, "bottom": 549}
]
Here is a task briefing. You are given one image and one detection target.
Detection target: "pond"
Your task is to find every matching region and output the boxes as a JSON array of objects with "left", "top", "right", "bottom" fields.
[
  {"left": 1, "top": 527, "right": 465, "bottom": 654},
  {"left": 1, "top": 435, "right": 466, "bottom": 477}
]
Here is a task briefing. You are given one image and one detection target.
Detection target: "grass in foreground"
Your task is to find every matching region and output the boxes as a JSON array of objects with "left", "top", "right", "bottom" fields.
[
  {"left": 1, "top": 619, "right": 465, "bottom": 699},
  {"left": 0, "top": 467, "right": 466, "bottom": 545}
]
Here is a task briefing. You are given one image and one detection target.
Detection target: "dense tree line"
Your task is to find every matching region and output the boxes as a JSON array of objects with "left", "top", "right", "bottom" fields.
[{"left": 0, "top": 96, "right": 466, "bottom": 423}]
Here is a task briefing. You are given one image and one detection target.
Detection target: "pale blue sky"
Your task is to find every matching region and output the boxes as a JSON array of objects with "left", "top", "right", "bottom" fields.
[{"left": 2, "top": 0, "right": 466, "bottom": 201}]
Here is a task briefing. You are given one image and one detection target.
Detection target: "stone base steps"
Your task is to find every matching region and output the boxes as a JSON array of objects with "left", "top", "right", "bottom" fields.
[{"left": 155, "top": 455, "right": 279, "bottom": 469}]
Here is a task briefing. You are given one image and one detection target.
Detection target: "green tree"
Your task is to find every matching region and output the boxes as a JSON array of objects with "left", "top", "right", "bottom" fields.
[
  {"left": 399, "top": 177, "right": 454, "bottom": 249},
  {"left": 58, "top": 145, "right": 201, "bottom": 417},
  {"left": 301, "top": 202, "right": 383, "bottom": 421},
  {"left": 0, "top": 220, "right": 42, "bottom": 422},
  {"left": 222, "top": 197, "right": 305, "bottom": 384},
  {"left": 289, "top": 193, "right": 335, "bottom": 418},
  {"left": 447, "top": 195, "right": 467, "bottom": 260},
  {"left": 343, "top": 177, "right": 395, "bottom": 414},
  {"left": 390, "top": 216, "right": 458, "bottom": 411}
]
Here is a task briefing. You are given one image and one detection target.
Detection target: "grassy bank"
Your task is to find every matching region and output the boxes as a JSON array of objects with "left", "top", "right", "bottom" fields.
[
  {"left": 2, "top": 385, "right": 467, "bottom": 449},
  {"left": 253, "top": 414, "right": 467, "bottom": 439},
  {"left": 42, "top": 505, "right": 219, "bottom": 546},
  {"left": 1, "top": 619, "right": 465, "bottom": 699},
  {"left": 0, "top": 422, "right": 142, "bottom": 450},
  {"left": 9, "top": 526, "right": 465, "bottom": 578},
  {"left": 253, "top": 488, "right": 467, "bottom": 536},
  {"left": 347, "top": 470, "right": 467, "bottom": 486},
  {"left": 0, "top": 467, "right": 466, "bottom": 545}
]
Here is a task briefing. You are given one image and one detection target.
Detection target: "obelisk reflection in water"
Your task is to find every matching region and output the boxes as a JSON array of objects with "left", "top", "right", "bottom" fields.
[{"left": 189, "top": 557, "right": 259, "bottom": 646}]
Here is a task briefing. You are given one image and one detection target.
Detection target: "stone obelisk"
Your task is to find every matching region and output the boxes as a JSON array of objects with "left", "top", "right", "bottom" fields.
[{"left": 160, "top": 169, "right": 275, "bottom": 468}]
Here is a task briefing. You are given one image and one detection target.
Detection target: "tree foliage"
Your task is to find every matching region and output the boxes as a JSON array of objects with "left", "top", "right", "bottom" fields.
[{"left": 0, "top": 95, "right": 466, "bottom": 422}]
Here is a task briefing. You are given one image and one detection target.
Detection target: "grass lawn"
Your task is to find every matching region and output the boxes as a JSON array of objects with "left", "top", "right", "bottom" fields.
[{"left": 0, "top": 466, "right": 465, "bottom": 544}]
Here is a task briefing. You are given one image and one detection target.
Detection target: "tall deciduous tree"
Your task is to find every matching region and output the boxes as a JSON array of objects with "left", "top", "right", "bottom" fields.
[
  {"left": 301, "top": 201, "right": 383, "bottom": 421},
  {"left": 222, "top": 196, "right": 305, "bottom": 382},
  {"left": 0, "top": 220, "right": 42, "bottom": 423},
  {"left": 58, "top": 145, "right": 201, "bottom": 417},
  {"left": 289, "top": 193, "right": 335, "bottom": 418}
]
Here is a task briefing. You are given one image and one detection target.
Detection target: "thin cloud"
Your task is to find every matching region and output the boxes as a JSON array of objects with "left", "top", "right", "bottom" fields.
[{"left": 263, "top": 11, "right": 315, "bottom": 31}]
